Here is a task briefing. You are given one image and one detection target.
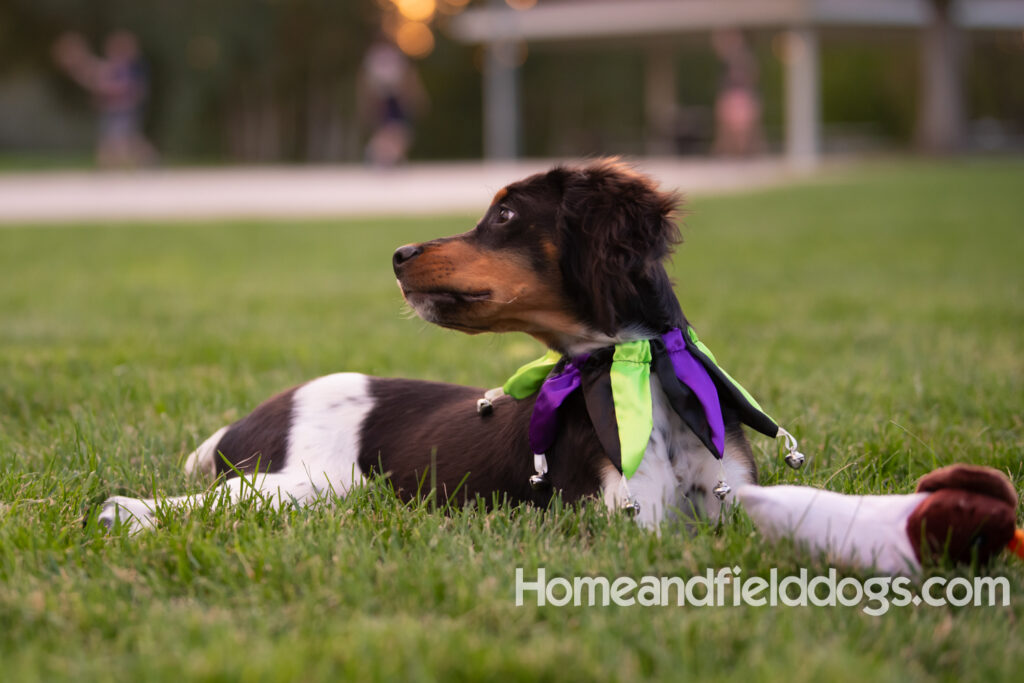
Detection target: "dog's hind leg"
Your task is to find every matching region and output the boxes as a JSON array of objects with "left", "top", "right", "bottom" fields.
[
  {"left": 98, "top": 467, "right": 362, "bottom": 533},
  {"left": 101, "top": 372, "right": 372, "bottom": 533}
]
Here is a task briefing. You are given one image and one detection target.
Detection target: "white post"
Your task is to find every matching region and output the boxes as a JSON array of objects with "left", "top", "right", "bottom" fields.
[
  {"left": 915, "top": 1, "right": 965, "bottom": 154},
  {"left": 784, "top": 27, "right": 821, "bottom": 168},
  {"left": 483, "top": 0, "right": 521, "bottom": 160},
  {"left": 483, "top": 40, "right": 521, "bottom": 160}
]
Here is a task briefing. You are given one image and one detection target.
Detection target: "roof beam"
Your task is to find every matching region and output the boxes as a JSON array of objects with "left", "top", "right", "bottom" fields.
[
  {"left": 450, "top": 0, "right": 806, "bottom": 43},
  {"left": 448, "top": 0, "right": 1024, "bottom": 43}
]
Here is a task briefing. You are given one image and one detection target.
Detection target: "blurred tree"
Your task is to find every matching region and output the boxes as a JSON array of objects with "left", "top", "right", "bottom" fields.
[
  {"left": 820, "top": 38, "right": 918, "bottom": 148},
  {"left": 3, "top": 0, "right": 380, "bottom": 162}
]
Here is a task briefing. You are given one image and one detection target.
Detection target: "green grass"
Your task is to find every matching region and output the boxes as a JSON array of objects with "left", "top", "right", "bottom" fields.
[
  {"left": 0, "top": 153, "right": 95, "bottom": 174},
  {"left": 1, "top": 160, "right": 1022, "bottom": 681}
]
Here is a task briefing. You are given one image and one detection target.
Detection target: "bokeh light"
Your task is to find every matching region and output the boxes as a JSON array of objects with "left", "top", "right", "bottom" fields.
[
  {"left": 394, "top": 0, "right": 436, "bottom": 23},
  {"left": 437, "top": 0, "right": 470, "bottom": 15},
  {"left": 396, "top": 20, "right": 435, "bottom": 59}
]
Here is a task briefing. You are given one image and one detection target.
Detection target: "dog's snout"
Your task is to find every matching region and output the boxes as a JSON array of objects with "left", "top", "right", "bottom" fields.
[{"left": 392, "top": 244, "right": 423, "bottom": 273}]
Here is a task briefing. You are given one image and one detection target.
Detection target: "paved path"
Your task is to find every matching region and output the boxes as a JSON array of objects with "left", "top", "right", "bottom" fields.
[{"left": 0, "top": 158, "right": 817, "bottom": 224}]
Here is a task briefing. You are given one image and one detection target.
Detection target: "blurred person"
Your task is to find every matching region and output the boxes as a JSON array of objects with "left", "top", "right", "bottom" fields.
[
  {"left": 53, "top": 30, "right": 157, "bottom": 168},
  {"left": 711, "top": 29, "right": 763, "bottom": 157},
  {"left": 358, "top": 37, "right": 428, "bottom": 167}
]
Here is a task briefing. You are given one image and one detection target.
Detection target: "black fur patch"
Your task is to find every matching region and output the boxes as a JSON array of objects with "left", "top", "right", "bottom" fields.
[
  {"left": 214, "top": 386, "right": 298, "bottom": 476},
  {"left": 358, "top": 377, "right": 607, "bottom": 507},
  {"left": 548, "top": 161, "right": 684, "bottom": 335}
]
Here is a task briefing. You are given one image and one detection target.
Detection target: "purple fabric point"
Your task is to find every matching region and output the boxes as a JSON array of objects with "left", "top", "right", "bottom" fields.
[
  {"left": 528, "top": 354, "right": 589, "bottom": 455},
  {"left": 661, "top": 328, "right": 725, "bottom": 457}
]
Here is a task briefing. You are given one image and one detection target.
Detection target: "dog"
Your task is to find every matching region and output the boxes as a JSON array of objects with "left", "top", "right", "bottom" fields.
[{"left": 99, "top": 159, "right": 761, "bottom": 532}]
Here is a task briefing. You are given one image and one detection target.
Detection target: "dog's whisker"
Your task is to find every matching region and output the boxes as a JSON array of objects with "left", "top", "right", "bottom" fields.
[{"left": 482, "top": 295, "right": 519, "bottom": 305}]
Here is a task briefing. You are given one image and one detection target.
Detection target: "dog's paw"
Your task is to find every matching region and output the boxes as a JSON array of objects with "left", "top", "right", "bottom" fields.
[{"left": 98, "top": 496, "right": 157, "bottom": 533}]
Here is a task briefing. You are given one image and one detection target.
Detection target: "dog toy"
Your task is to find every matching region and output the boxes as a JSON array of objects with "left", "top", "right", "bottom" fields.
[{"left": 736, "top": 464, "right": 1022, "bottom": 574}]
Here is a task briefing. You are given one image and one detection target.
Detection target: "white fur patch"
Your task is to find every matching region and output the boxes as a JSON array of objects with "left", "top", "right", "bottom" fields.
[
  {"left": 284, "top": 372, "right": 374, "bottom": 496},
  {"left": 601, "top": 375, "right": 756, "bottom": 528}
]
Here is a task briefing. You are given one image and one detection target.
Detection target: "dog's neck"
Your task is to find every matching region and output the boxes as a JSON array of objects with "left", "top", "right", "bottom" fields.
[
  {"left": 551, "top": 323, "right": 658, "bottom": 357},
  {"left": 534, "top": 265, "right": 687, "bottom": 356}
]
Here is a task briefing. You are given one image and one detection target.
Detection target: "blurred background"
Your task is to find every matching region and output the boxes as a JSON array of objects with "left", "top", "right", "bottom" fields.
[{"left": 1, "top": 0, "right": 1022, "bottom": 171}]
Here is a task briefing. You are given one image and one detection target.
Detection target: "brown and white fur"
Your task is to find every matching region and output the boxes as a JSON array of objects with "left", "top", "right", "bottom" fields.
[{"left": 99, "top": 159, "right": 758, "bottom": 532}]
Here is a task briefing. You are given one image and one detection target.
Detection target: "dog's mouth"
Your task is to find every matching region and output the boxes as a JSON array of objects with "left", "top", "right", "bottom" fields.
[
  {"left": 403, "top": 288, "right": 493, "bottom": 306},
  {"left": 401, "top": 287, "right": 495, "bottom": 333}
]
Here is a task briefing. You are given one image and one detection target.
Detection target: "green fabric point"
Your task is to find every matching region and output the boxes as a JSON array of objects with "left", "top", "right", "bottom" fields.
[
  {"left": 686, "top": 326, "right": 774, "bottom": 422},
  {"left": 610, "top": 340, "right": 653, "bottom": 479},
  {"left": 686, "top": 325, "right": 718, "bottom": 363},
  {"left": 503, "top": 349, "right": 561, "bottom": 399}
]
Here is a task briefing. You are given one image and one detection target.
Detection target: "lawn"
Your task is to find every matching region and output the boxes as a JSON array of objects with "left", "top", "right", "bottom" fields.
[{"left": 0, "top": 160, "right": 1022, "bottom": 681}]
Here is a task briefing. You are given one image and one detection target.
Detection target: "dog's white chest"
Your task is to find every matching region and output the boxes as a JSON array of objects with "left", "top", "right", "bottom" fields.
[{"left": 605, "top": 376, "right": 755, "bottom": 528}]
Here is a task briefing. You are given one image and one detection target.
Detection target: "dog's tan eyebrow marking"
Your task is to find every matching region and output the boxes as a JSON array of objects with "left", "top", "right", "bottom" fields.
[
  {"left": 491, "top": 187, "right": 508, "bottom": 205},
  {"left": 540, "top": 238, "right": 558, "bottom": 262}
]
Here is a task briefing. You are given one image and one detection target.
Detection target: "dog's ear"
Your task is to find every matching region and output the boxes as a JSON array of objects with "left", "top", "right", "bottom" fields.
[{"left": 554, "top": 159, "right": 683, "bottom": 335}]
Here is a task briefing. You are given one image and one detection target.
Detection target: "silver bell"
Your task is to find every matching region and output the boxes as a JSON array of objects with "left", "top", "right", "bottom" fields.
[
  {"left": 622, "top": 498, "right": 641, "bottom": 517},
  {"left": 777, "top": 428, "right": 806, "bottom": 471},
  {"left": 785, "top": 451, "right": 806, "bottom": 469},
  {"left": 476, "top": 398, "right": 494, "bottom": 416},
  {"left": 713, "top": 480, "right": 731, "bottom": 501},
  {"left": 529, "top": 473, "right": 550, "bottom": 490}
]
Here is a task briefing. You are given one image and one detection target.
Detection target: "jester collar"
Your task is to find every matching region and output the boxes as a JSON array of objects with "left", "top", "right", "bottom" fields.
[{"left": 502, "top": 326, "right": 784, "bottom": 479}]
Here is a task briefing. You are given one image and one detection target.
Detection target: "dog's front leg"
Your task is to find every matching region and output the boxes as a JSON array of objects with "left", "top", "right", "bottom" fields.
[{"left": 599, "top": 456, "right": 674, "bottom": 530}]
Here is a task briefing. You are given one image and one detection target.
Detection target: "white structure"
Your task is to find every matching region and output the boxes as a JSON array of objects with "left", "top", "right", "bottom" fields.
[{"left": 449, "top": 0, "right": 1024, "bottom": 165}]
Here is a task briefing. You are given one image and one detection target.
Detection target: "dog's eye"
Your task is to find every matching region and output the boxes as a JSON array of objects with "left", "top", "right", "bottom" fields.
[{"left": 495, "top": 207, "right": 516, "bottom": 224}]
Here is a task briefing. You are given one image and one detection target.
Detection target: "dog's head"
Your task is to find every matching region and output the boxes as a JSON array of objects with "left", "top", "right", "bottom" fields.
[{"left": 393, "top": 159, "right": 684, "bottom": 354}]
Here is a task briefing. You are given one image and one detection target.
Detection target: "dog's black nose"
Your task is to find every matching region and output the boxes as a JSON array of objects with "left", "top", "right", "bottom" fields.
[{"left": 392, "top": 244, "right": 423, "bottom": 273}]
